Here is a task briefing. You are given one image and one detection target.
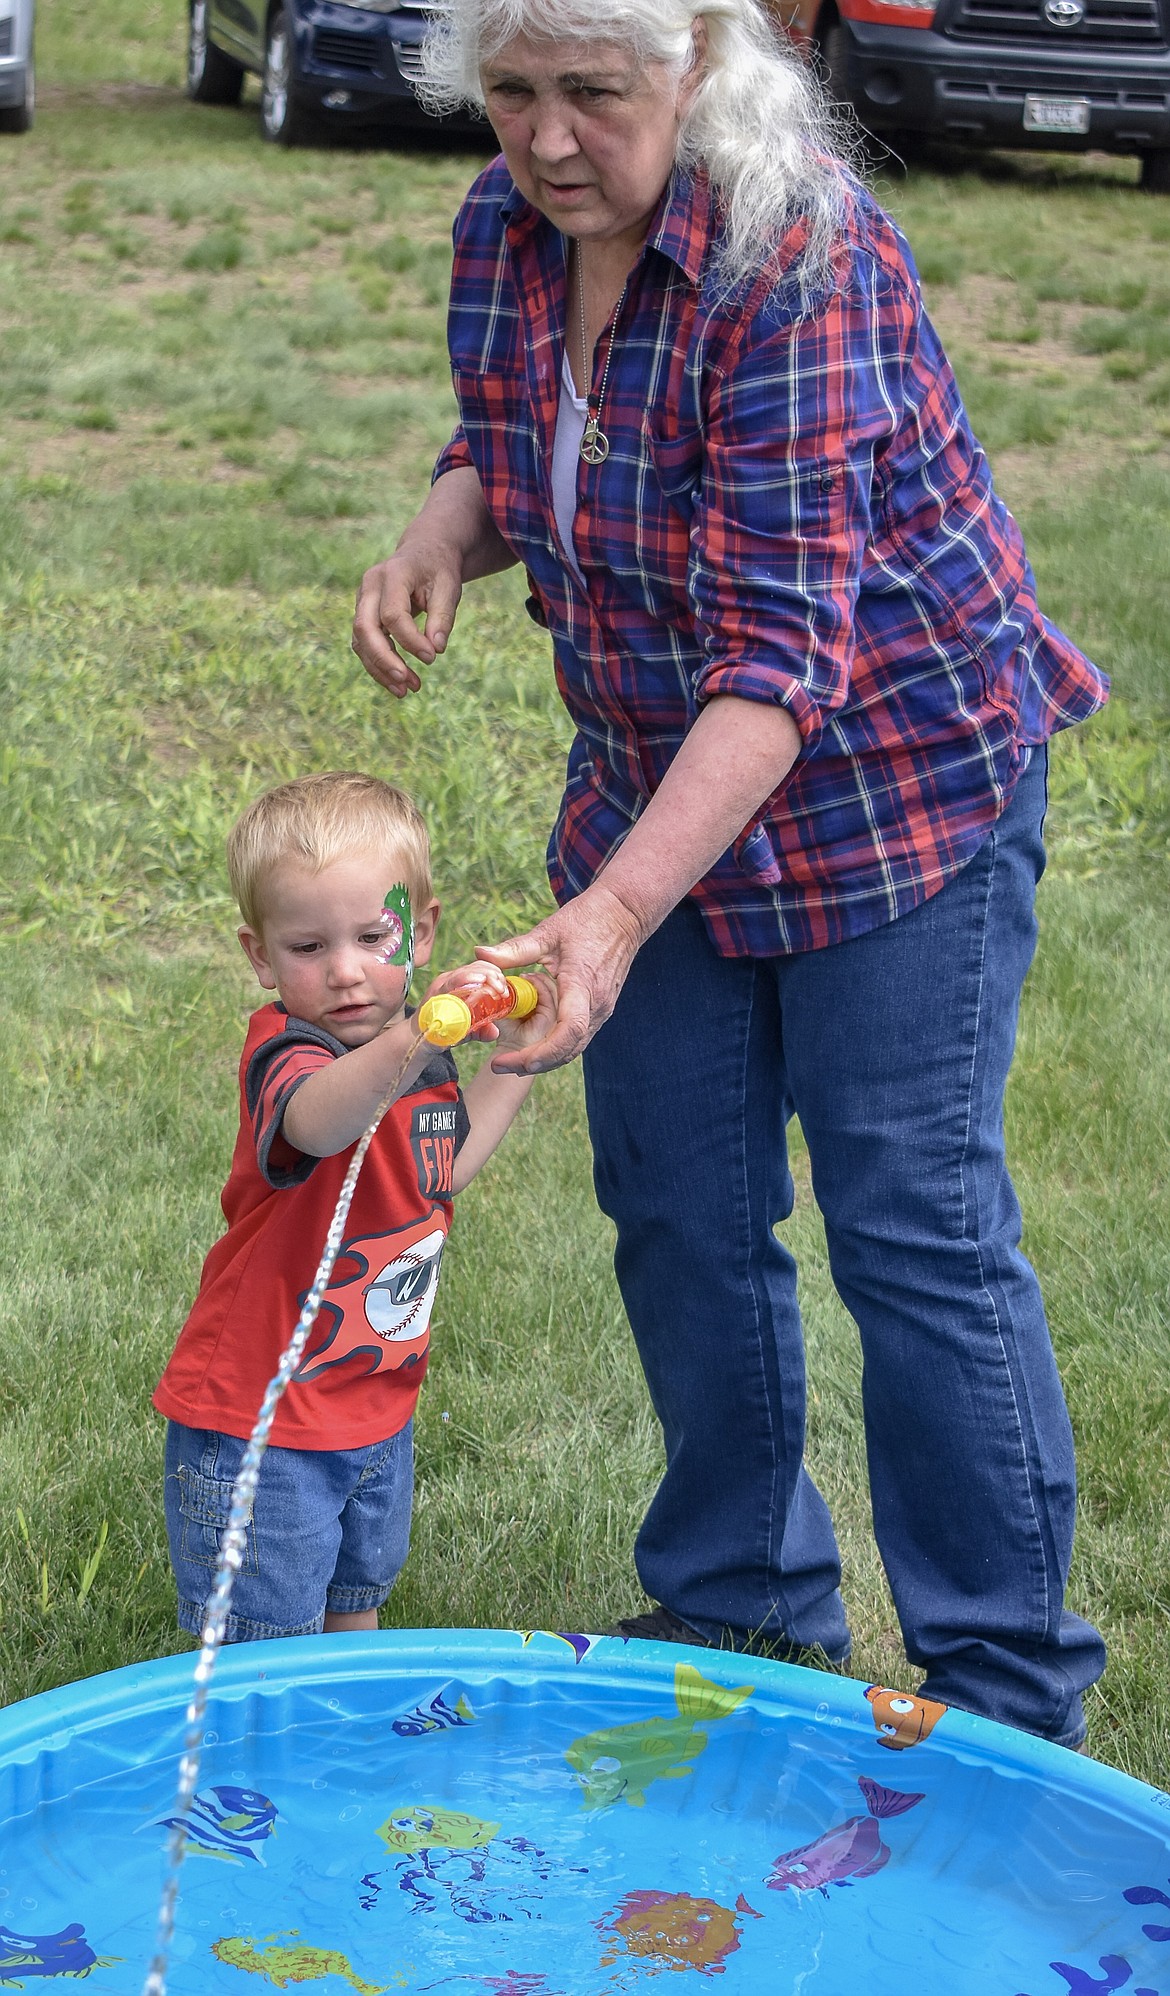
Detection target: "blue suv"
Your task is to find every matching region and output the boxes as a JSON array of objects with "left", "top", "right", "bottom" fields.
[{"left": 187, "top": 0, "right": 485, "bottom": 145}]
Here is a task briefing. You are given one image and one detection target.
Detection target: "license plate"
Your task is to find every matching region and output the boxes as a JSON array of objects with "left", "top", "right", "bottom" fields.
[{"left": 1023, "top": 94, "right": 1091, "bottom": 134}]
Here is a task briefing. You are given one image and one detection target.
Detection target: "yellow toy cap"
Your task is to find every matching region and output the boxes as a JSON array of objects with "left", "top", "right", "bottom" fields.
[
  {"left": 505, "top": 975, "right": 539, "bottom": 1020},
  {"left": 418, "top": 994, "right": 473, "bottom": 1047}
]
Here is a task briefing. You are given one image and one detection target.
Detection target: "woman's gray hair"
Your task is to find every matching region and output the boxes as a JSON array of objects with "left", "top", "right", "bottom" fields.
[{"left": 418, "top": 0, "right": 855, "bottom": 295}]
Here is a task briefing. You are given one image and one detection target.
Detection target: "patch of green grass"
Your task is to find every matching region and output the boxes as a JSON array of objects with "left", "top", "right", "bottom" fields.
[
  {"left": 0, "top": 97, "right": 1167, "bottom": 1798},
  {"left": 181, "top": 224, "right": 246, "bottom": 272}
]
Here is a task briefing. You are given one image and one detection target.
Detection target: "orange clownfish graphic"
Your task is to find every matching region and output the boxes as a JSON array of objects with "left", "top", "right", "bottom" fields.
[{"left": 865, "top": 1685, "right": 947, "bottom": 1751}]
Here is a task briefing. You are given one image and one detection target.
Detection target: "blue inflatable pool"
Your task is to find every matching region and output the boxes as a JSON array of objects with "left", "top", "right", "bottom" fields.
[{"left": 0, "top": 1630, "right": 1167, "bottom": 1993}]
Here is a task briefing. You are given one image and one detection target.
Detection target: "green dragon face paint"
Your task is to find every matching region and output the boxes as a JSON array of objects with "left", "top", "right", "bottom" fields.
[{"left": 378, "top": 884, "right": 415, "bottom": 985}]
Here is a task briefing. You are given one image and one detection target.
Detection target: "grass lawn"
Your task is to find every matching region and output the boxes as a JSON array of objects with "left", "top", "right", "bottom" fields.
[{"left": 1, "top": 50, "right": 1168, "bottom": 1786}]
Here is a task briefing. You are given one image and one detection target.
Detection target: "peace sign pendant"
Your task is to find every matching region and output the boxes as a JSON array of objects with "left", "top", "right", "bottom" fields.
[{"left": 580, "top": 418, "right": 610, "bottom": 466}]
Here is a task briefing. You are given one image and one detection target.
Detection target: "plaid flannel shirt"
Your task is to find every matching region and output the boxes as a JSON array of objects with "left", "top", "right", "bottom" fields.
[{"left": 435, "top": 160, "right": 1107, "bottom": 955}]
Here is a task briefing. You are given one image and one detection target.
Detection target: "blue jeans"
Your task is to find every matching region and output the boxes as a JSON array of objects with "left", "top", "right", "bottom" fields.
[
  {"left": 164, "top": 1420, "right": 413, "bottom": 1641},
  {"left": 583, "top": 752, "right": 1105, "bottom": 1746}
]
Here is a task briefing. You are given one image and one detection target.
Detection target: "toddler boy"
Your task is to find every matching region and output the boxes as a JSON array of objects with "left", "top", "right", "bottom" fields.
[{"left": 154, "top": 771, "right": 551, "bottom": 1641}]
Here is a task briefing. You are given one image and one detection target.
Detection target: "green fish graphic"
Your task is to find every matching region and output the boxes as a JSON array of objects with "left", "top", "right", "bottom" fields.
[
  {"left": 566, "top": 1663, "right": 753, "bottom": 1809},
  {"left": 211, "top": 1934, "right": 388, "bottom": 1992},
  {"left": 375, "top": 1804, "right": 499, "bottom": 1855}
]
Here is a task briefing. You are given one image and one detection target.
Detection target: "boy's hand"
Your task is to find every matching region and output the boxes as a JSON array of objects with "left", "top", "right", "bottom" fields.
[{"left": 419, "top": 963, "right": 557, "bottom": 1050}]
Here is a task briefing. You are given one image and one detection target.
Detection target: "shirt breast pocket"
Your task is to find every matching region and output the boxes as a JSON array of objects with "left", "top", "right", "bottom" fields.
[{"left": 643, "top": 419, "right": 705, "bottom": 523}]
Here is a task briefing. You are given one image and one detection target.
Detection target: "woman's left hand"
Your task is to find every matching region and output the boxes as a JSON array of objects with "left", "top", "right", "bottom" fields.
[{"left": 475, "top": 884, "right": 648, "bottom": 1074}]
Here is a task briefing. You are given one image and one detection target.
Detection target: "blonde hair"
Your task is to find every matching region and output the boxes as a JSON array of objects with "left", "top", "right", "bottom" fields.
[
  {"left": 418, "top": 0, "right": 854, "bottom": 296},
  {"left": 227, "top": 773, "right": 433, "bottom": 934}
]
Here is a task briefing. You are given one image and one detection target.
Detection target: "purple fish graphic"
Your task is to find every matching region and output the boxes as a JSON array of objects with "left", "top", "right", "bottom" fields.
[
  {"left": 766, "top": 1776, "right": 923, "bottom": 1897},
  {"left": 1124, "top": 1880, "right": 1170, "bottom": 1943}
]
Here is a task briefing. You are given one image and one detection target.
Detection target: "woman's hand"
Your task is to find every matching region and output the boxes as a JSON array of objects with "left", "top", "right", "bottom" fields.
[
  {"left": 475, "top": 884, "right": 648, "bottom": 1074},
  {"left": 351, "top": 465, "right": 517, "bottom": 699},
  {"left": 352, "top": 543, "right": 464, "bottom": 698}
]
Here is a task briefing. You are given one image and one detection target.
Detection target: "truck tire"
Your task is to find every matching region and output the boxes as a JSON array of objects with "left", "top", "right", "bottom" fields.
[
  {"left": 820, "top": 20, "right": 852, "bottom": 109},
  {"left": 187, "top": 0, "right": 245, "bottom": 104},
  {"left": 1139, "top": 150, "right": 1170, "bottom": 194}
]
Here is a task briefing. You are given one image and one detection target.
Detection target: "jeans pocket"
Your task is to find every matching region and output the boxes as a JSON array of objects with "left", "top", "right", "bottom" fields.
[{"left": 177, "top": 1462, "right": 260, "bottom": 1575}]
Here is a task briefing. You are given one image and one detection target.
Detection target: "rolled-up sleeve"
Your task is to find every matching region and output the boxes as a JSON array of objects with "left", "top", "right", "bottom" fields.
[
  {"left": 433, "top": 423, "right": 475, "bottom": 484},
  {"left": 691, "top": 253, "right": 910, "bottom": 751}
]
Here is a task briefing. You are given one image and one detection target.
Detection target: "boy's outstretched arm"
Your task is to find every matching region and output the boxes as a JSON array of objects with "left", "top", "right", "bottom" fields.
[
  {"left": 282, "top": 1014, "right": 432, "bottom": 1159},
  {"left": 279, "top": 967, "right": 556, "bottom": 1164},
  {"left": 450, "top": 971, "right": 557, "bottom": 1193}
]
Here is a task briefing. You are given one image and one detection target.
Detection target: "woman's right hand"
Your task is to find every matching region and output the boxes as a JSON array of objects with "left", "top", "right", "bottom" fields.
[
  {"left": 352, "top": 542, "right": 465, "bottom": 699},
  {"left": 352, "top": 466, "right": 515, "bottom": 699}
]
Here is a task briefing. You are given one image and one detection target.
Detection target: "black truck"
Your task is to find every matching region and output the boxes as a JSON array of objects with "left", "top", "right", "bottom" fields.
[{"left": 816, "top": 0, "right": 1170, "bottom": 189}]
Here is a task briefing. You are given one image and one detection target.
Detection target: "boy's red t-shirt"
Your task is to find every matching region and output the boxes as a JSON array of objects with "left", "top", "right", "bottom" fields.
[{"left": 153, "top": 1003, "right": 468, "bottom": 1451}]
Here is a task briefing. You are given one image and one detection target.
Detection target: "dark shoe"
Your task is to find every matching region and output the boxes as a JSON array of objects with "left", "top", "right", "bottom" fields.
[
  {"left": 605, "top": 1605, "right": 714, "bottom": 1647},
  {"left": 605, "top": 1603, "right": 849, "bottom": 1671}
]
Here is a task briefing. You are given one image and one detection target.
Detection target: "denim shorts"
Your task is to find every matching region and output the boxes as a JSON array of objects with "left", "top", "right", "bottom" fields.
[{"left": 163, "top": 1420, "right": 413, "bottom": 1641}]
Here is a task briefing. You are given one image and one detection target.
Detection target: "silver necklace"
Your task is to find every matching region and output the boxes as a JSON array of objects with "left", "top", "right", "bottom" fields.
[{"left": 577, "top": 241, "right": 628, "bottom": 467}]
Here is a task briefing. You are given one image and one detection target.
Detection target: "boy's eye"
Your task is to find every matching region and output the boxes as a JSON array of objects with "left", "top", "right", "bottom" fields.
[
  {"left": 358, "top": 931, "right": 386, "bottom": 948},
  {"left": 289, "top": 942, "right": 322, "bottom": 955}
]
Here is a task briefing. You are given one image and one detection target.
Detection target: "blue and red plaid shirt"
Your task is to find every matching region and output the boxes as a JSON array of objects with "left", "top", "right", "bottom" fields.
[{"left": 435, "top": 160, "right": 1107, "bottom": 955}]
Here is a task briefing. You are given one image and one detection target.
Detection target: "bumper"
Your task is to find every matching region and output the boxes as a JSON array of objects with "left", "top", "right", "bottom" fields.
[
  {"left": 838, "top": 17, "right": 1170, "bottom": 151},
  {"left": 290, "top": 1, "right": 487, "bottom": 131},
  {"left": 0, "top": 61, "right": 30, "bottom": 108}
]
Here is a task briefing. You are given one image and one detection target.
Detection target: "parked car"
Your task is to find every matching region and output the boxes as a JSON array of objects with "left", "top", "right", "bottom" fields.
[
  {"left": 187, "top": 0, "right": 485, "bottom": 145},
  {"left": 0, "top": 0, "right": 33, "bottom": 134},
  {"left": 773, "top": 0, "right": 1170, "bottom": 189}
]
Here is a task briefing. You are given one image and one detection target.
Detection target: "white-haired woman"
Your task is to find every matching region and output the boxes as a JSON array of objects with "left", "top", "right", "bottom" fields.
[{"left": 353, "top": 0, "right": 1108, "bottom": 1745}]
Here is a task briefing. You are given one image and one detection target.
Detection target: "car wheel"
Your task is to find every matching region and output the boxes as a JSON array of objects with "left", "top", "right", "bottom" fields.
[
  {"left": 261, "top": 4, "right": 316, "bottom": 146},
  {"left": 187, "top": 0, "right": 245, "bottom": 104},
  {"left": 1139, "top": 150, "right": 1170, "bottom": 195},
  {"left": 0, "top": 40, "right": 33, "bottom": 132}
]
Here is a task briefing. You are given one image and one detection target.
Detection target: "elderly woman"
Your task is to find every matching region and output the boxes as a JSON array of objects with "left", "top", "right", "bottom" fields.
[{"left": 352, "top": 0, "right": 1108, "bottom": 1746}]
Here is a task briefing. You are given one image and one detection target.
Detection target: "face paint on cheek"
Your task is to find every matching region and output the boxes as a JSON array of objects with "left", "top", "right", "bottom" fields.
[{"left": 377, "top": 883, "right": 415, "bottom": 986}]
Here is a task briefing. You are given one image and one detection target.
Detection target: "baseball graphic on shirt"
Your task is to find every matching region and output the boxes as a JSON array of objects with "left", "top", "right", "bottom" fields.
[
  {"left": 295, "top": 1212, "right": 446, "bottom": 1380},
  {"left": 363, "top": 1224, "right": 445, "bottom": 1342}
]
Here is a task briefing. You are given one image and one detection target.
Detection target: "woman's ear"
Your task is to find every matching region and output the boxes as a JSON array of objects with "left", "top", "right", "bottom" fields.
[{"left": 682, "top": 16, "right": 708, "bottom": 108}]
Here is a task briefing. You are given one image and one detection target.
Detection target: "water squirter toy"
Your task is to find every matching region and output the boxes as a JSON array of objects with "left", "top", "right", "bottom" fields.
[{"left": 418, "top": 968, "right": 540, "bottom": 1048}]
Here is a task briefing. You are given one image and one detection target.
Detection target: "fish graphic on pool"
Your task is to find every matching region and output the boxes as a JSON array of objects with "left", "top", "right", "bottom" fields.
[
  {"left": 153, "top": 1784, "right": 279, "bottom": 1864},
  {"left": 766, "top": 1776, "right": 924, "bottom": 1896},
  {"left": 597, "top": 1888, "right": 762, "bottom": 1976},
  {"left": 565, "top": 1663, "right": 753, "bottom": 1809},
  {"left": 390, "top": 1689, "right": 476, "bottom": 1738},
  {"left": 376, "top": 1806, "right": 499, "bottom": 1856},
  {"left": 211, "top": 1934, "right": 387, "bottom": 1991},
  {"left": 0, "top": 1920, "right": 120, "bottom": 1981},
  {"left": 864, "top": 1686, "right": 947, "bottom": 1751}
]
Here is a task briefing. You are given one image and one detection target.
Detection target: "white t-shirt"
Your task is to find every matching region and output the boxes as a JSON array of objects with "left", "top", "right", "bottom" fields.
[{"left": 551, "top": 345, "right": 588, "bottom": 588}]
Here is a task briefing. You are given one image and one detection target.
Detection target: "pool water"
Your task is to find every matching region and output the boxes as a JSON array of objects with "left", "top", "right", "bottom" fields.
[{"left": 0, "top": 1631, "right": 1167, "bottom": 1994}]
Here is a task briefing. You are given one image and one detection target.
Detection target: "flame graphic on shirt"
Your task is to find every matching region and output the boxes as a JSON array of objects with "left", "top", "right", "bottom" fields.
[{"left": 295, "top": 1215, "right": 446, "bottom": 1379}]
